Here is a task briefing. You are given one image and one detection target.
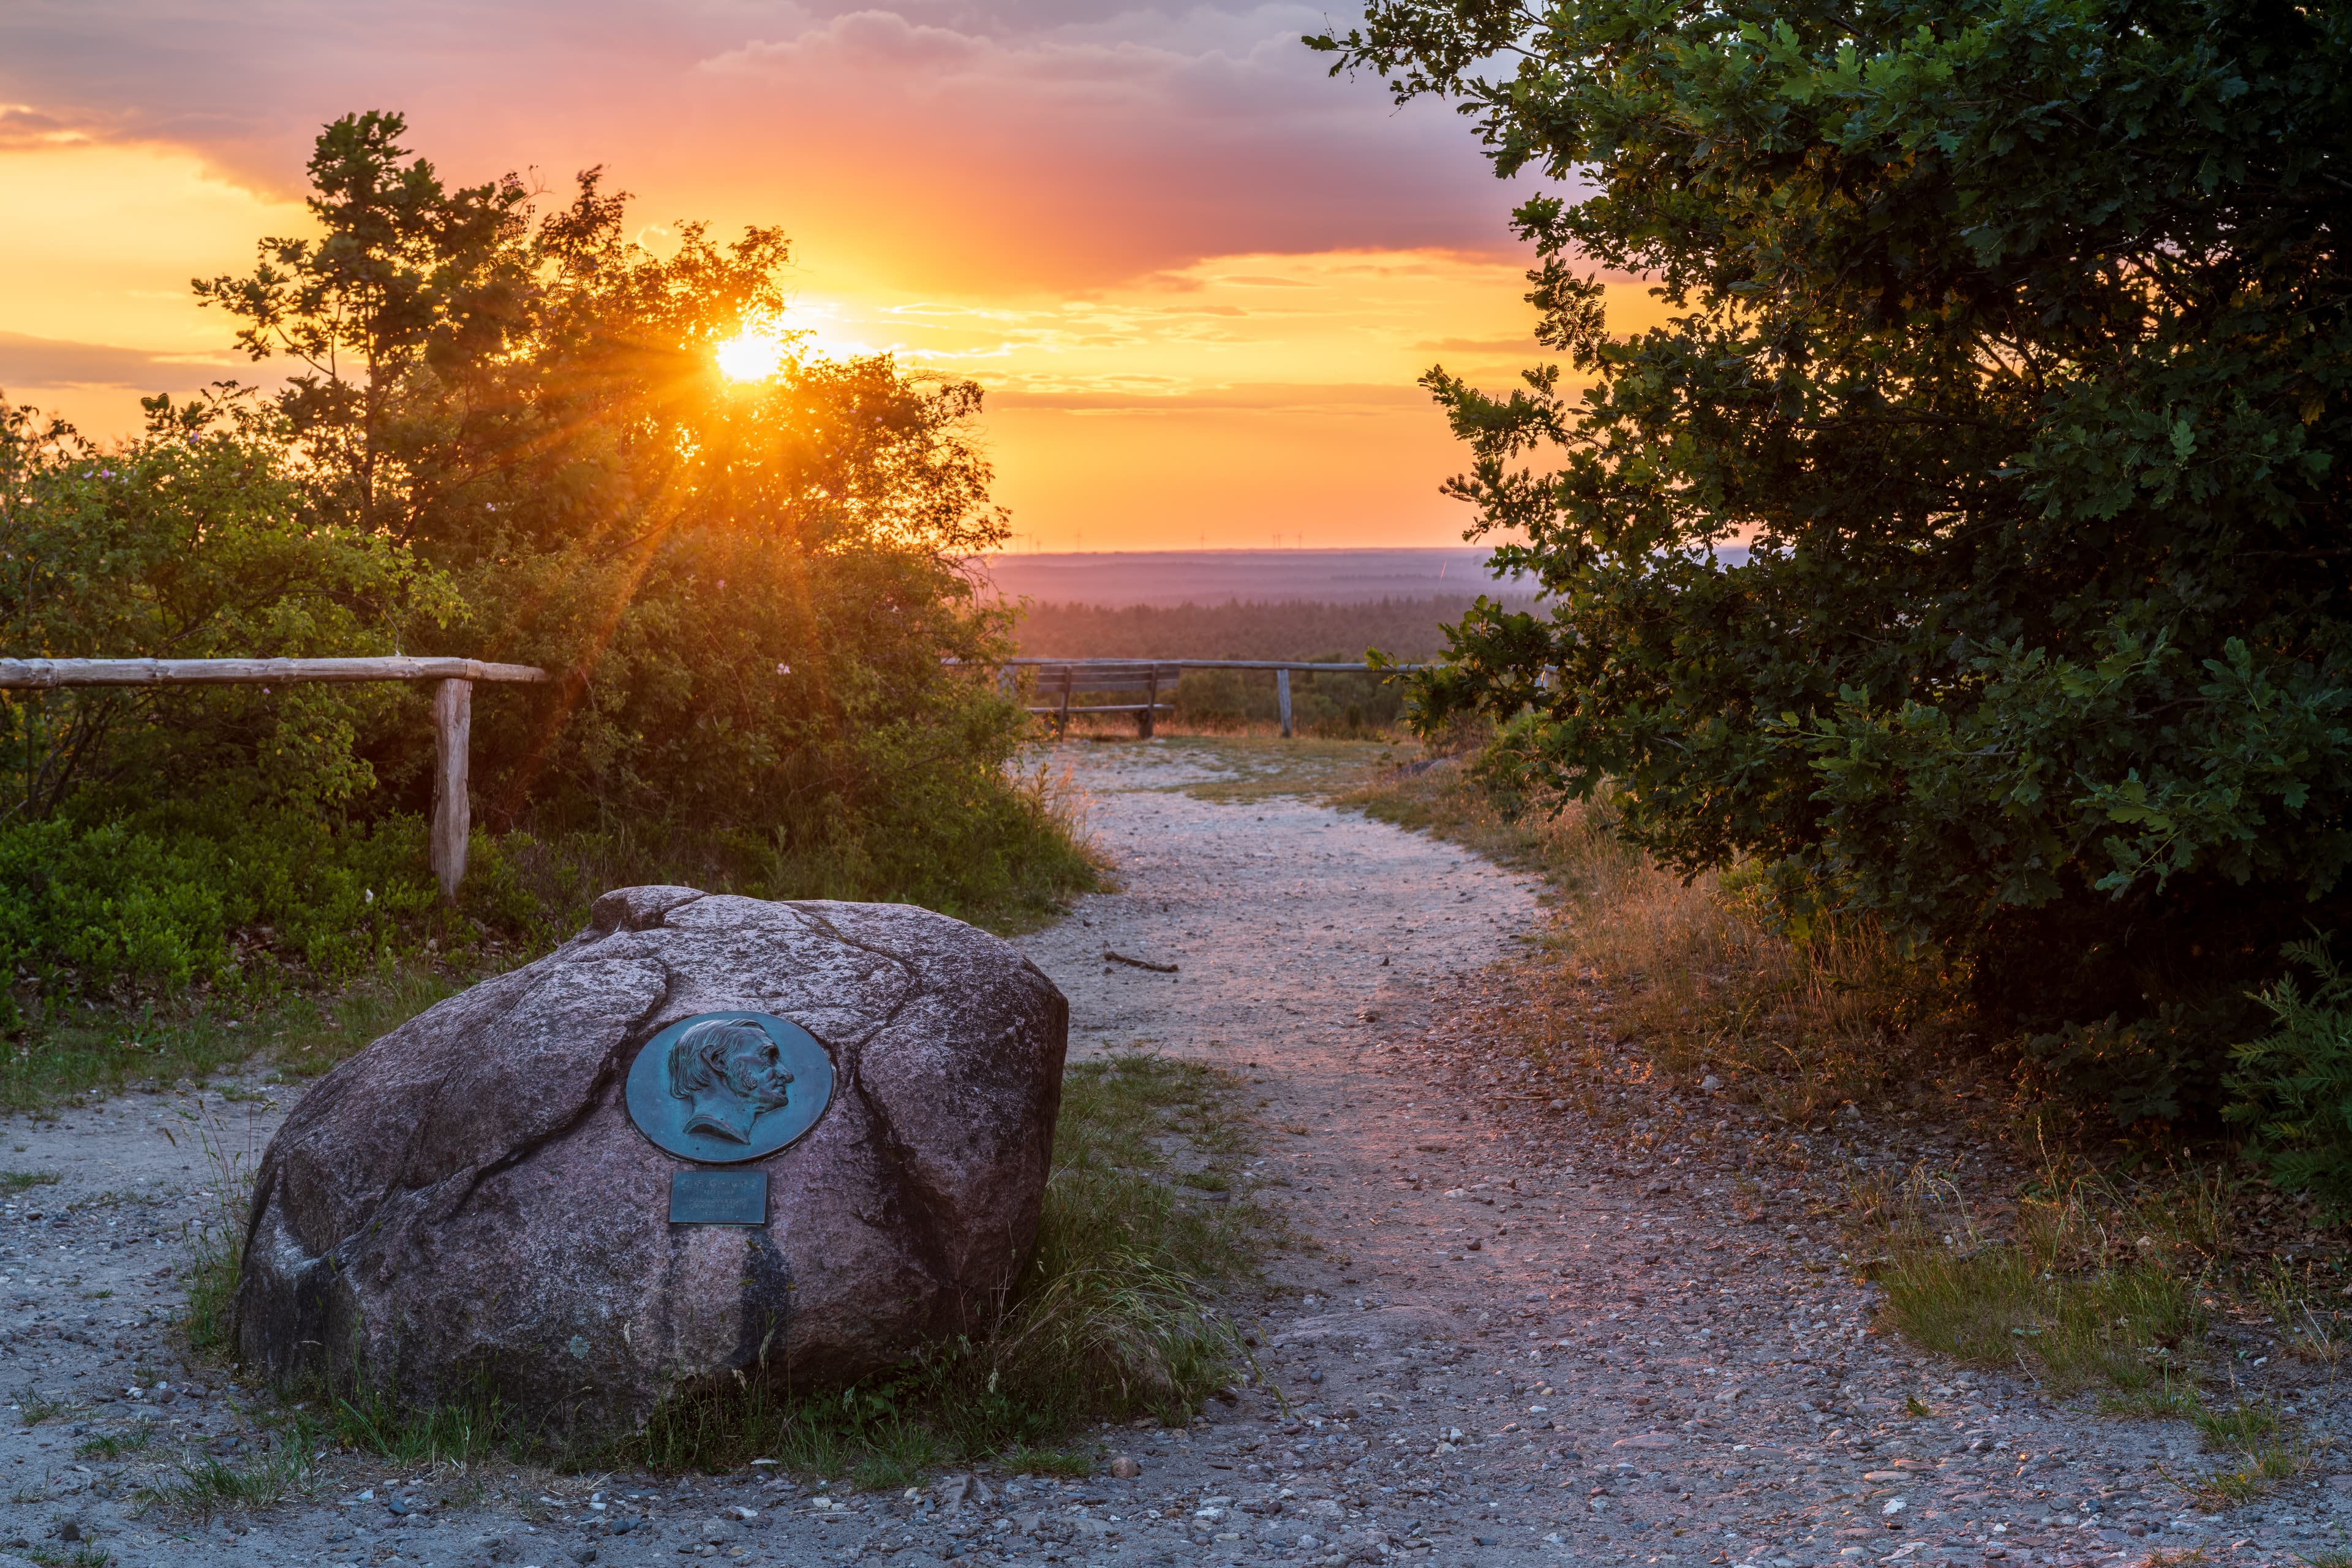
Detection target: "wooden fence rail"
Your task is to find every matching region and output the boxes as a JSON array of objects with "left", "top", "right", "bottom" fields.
[
  {"left": 0, "top": 657, "right": 549, "bottom": 899},
  {"left": 984, "top": 656, "right": 1433, "bottom": 738},
  {"left": 2, "top": 650, "right": 1433, "bottom": 900}
]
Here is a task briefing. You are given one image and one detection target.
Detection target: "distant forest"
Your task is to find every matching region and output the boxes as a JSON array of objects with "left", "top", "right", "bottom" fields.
[{"left": 1011, "top": 595, "right": 1532, "bottom": 663}]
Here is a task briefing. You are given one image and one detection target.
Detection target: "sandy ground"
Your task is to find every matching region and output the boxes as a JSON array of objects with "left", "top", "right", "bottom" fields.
[{"left": 0, "top": 737, "right": 2328, "bottom": 1568}]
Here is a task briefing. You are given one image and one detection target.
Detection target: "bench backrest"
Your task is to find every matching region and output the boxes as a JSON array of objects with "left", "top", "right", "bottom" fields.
[{"left": 1029, "top": 662, "right": 1182, "bottom": 694}]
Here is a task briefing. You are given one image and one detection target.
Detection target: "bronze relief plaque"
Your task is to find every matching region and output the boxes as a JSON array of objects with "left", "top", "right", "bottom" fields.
[{"left": 624, "top": 1011, "right": 834, "bottom": 1164}]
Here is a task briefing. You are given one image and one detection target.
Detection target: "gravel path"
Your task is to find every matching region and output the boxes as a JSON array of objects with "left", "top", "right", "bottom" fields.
[{"left": 0, "top": 738, "right": 2324, "bottom": 1567}]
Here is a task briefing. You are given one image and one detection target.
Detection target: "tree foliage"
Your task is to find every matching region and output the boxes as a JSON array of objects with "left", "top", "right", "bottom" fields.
[
  {"left": 0, "top": 392, "right": 452, "bottom": 821},
  {"left": 1316, "top": 0, "right": 2352, "bottom": 1115},
  {"left": 191, "top": 112, "right": 1021, "bottom": 845},
  {"left": 0, "top": 112, "right": 1085, "bottom": 1007}
]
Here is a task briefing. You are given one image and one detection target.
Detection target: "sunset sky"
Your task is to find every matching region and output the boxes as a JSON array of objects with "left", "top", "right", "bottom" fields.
[{"left": 0, "top": 2, "right": 1648, "bottom": 549}]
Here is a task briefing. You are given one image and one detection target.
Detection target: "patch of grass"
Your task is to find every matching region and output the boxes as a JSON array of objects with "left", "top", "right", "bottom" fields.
[
  {"left": 1883, "top": 1245, "right": 2201, "bottom": 1396},
  {"left": 2193, "top": 1437, "right": 2306, "bottom": 1507},
  {"left": 147, "top": 1427, "right": 315, "bottom": 1515},
  {"left": 2196, "top": 1398, "right": 2285, "bottom": 1452},
  {"left": 260, "top": 970, "right": 468, "bottom": 1082},
  {"left": 0, "top": 1170, "right": 58, "bottom": 1193},
  {"left": 604, "top": 1052, "right": 1270, "bottom": 1478},
  {"left": 998, "top": 1443, "right": 1097, "bottom": 1478},
  {"left": 165, "top": 1097, "right": 265, "bottom": 1363},
  {"left": 323, "top": 1371, "right": 515, "bottom": 1469},
  {"left": 2250, "top": 1260, "right": 2352, "bottom": 1366},
  {"left": 1342, "top": 756, "right": 1550, "bottom": 871},
  {"left": 21, "top": 1546, "right": 115, "bottom": 1568},
  {"left": 75, "top": 1422, "right": 159, "bottom": 1459},
  {"left": 1873, "top": 1171, "right": 2323, "bottom": 1500},
  {"left": 2184, "top": 1394, "right": 2314, "bottom": 1502},
  {"left": 2100, "top": 1381, "right": 2204, "bottom": 1420},
  {"left": 625, "top": 1381, "right": 943, "bottom": 1491},
  {"left": 16, "top": 1387, "right": 70, "bottom": 1425},
  {"left": 1875, "top": 1172, "right": 2206, "bottom": 1398},
  {"left": 0, "top": 967, "right": 461, "bottom": 1116}
]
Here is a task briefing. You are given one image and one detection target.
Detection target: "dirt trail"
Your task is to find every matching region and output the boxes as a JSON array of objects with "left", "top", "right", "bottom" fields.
[
  {"left": 0, "top": 737, "right": 2323, "bottom": 1568},
  {"left": 1008, "top": 741, "right": 2320, "bottom": 1568}
]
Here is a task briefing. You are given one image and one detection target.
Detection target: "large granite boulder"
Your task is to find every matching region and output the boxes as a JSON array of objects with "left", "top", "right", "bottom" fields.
[{"left": 233, "top": 888, "right": 1068, "bottom": 1442}]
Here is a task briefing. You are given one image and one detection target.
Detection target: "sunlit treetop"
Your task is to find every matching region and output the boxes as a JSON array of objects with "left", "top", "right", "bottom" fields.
[
  {"left": 714, "top": 325, "right": 797, "bottom": 383},
  {"left": 191, "top": 110, "right": 1007, "bottom": 562}
]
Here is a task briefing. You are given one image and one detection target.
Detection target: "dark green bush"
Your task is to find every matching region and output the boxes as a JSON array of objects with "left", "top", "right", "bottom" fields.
[
  {"left": 1323, "top": 0, "right": 2352, "bottom": 1117},
  {"left": 2226, "top": 939, "right": 2352, "bottom": 1210},
  {"left": 0, "top": 809, "right": 440, "bottom": 1014}
]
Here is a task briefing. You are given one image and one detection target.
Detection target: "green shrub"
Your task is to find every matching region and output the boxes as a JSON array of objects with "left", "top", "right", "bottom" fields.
[
  {"left": 0, "top": 820, "right": 228, "bottom": 991},
  {"left": 2226, "top": 939, "right": 2352, "bottom": 1210},
  {"left": 1325, "top": 0, "right": 2352, "bottom": 1119},
  {"left": 0, "top": 394, "right": 450, "bottom": 825}
]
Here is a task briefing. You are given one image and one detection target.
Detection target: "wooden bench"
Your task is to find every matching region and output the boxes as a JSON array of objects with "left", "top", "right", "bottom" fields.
[{"left": 1023, "top": 661, "right": 1182, "bottom": 737}]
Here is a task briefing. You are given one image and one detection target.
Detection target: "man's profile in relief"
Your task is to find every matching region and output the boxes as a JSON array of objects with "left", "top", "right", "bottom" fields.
[{"left": 666, "top": 1017, "right": 794, "bottom": 1145}]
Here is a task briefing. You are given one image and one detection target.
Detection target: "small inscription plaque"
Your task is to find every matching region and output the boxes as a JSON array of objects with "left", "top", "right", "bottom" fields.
[
  {"left": 624, "top": 1011, "right": 834, "bottom": 1164},
  {"left": 669, "top": 1169, "right": 770, "bottom": 1226}
]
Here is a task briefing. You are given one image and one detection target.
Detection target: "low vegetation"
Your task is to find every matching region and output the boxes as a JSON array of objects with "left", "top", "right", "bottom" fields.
[
  {"left": 0, "top": 758, "right": 1098, "bottom": 1113},
  {"left": 1348, "top": 756, "right": 1974, "bottom": 1128},
  {"left": 1871, "top": 1171, "right": 2208, "bottom": 1400}
]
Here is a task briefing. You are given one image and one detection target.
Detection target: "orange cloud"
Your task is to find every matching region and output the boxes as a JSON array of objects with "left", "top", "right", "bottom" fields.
[{"left": 0, "top": 3, "right": 1616, "bottom": 546}]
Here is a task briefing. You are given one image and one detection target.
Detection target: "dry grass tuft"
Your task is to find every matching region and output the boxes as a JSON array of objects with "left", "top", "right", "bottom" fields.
[
  {"left": 167, "top": 1095, "right": 269, "bottom": 1363},
  {"left": 1868, "top": 1157, "right": 2220, "bottom": 1393},
  {"left": 1348, "top": 761, "right": 1972, "bottom": 1121}
]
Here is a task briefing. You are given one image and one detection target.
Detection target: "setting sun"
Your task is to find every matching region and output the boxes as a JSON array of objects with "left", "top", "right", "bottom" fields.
[{"left": 714, "top": 330, "right": 785, "bottom": 382}]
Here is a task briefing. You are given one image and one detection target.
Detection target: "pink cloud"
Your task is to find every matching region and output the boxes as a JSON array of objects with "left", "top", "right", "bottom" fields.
[{"left": 0, "top": 2, "right": 1539, "bottom": 292}]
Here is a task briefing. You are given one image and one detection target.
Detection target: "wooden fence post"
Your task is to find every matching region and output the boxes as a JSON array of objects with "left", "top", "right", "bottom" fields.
[
  {"left": 1276, "top": 667, "right": 1293, "bottom": 739},
  {"left": 0, "top": 657, "right": 545, "bottom": 900},
  {"left": 430, "top": 677, "right": 473, "bottom": 902}
]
